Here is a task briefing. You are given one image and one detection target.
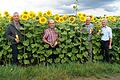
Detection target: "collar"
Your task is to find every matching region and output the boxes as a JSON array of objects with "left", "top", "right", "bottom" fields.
[
  {"left": 102, "top": 26, "right": 107, "bottom": 28},
  {"left": 13, "top": 20, "right": 19, "bottom": 25},
  {"left": 49, "top": 27, "right": 55, "bottom": 30}
]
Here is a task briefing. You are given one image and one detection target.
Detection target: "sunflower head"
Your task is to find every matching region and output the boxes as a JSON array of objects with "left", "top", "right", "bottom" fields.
[
  {"left": 54, "top": 15, "right": 60, "bottom": 22},
  {"left": 111, "top": 16, "right": 116, "bottom": 22},
  {"left": 58, "top": 17, "right": 64, "bottom": 23},
  {"left": 38, "top": 11, "right": 43, "bottom": 17},
  {"left": 46, "top": 10, "right": 52, "bottom": 17},
  {"left": 39, "top": 17, "right": 47, "bottom": 25},
  {"left": 29, "top": 11, "right": 36, "bottom": 19},
  {"left": 77, "top": 12, "right": 82, "bottom": 17},
  {"left": 105, "top": 16, "right": 110, "bottom": 20},
  {"left": 63, "top": 14, "right": 68, "bottom": 21},
  {"left": 54, "top": 14, "right": 60, "bottom": 17},
  {"left": 9, "top": 16, "right": 13, "bottom": 22},
  {"left": 21, "top": 14, "right": 29, "bottom": 21},
  {"left": 79, "top": 16, "right": 86, "bottom": 22},
  {"left": 22, "top": 11, "right": 28, "bottom": 15},
  {"left": 4, "top": 11, "right": 9, "bottom": 17},
  {"left": 69, "top": 16, "right": 76, "bottom": 23},
  {"left": 43, "top": 13, "right": 47, "bottom": 17},
  {"left": 77, "top": 12, "right": 85, "bottom": 17},
  {"left": 89, "top": 15, "right": 94, "bottom": 22}
]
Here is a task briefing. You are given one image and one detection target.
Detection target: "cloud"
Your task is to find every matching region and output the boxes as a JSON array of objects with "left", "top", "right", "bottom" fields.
[
  {"left": 104, "top": 6, "right": 118, "bottom": 12},
  {"left": 0, "top": 0, "right": 120, "bottom": 16}
]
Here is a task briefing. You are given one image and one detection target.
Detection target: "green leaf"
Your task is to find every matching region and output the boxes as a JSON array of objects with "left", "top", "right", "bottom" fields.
[
  {"left": 67, "top": 53, "right": 72, "bottom": 57},
  {"left": 72, "top": 48, "right": 78, "bottom": 53},
  {"left": 55, "top": 58, "right": 60, "bottom": 63},
  {"left": 59, "top": 54, "right": 64, "bottom": 58},
  {"left": 23, "top": 40, "right": 29, "bottom": 46},
  {"left": 44, "top": 44, "right": 49, "bottom": 48},
  {"left": 24, "top": 60, "right": 30, "bottom": 64},
  {"left": 26, "top": 32, "right": 32, "bottom": 38},
  {"left": 77, "top": 54, "right": 82, "bottom": 59}
]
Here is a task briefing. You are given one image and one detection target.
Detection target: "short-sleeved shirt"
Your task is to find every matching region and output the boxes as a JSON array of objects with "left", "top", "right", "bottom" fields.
[
  {"left": 101, "top": 26, "right": 112, "bottom": 41},
  {"left": 43, "top": 28, "right": 58, "bottom": 44}
]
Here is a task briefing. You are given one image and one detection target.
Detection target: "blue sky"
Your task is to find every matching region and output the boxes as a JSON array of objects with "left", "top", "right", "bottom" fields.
[{"left": 0, "top": 0, "right": 120, "bottom": 16}]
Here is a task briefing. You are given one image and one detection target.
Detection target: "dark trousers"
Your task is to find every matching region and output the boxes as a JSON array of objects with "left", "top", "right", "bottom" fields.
[
  {"left": 11, "top": 44, "right": 18, "bottom": 65},
  {"left": 101, "top": 40, "right": 110, "bottom": 62},
  {"left": 45, "top": 46, "right": 58, "bottom": 65},
  {"left": 88, "top": 41, "right": 93, "bottom": 61}
]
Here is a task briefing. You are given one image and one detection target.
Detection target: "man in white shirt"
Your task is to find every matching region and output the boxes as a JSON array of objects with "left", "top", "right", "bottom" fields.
[{"left": 100, "top": 19, "right": 112, "bottom": 62}]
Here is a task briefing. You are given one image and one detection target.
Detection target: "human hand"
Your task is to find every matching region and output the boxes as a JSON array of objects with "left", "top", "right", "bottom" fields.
[
  {"left": 15, "top": 38, "right": 20, "bottom": 43},
  {"left": 109, "top": 45, "right": 112, "bottom": 49}
]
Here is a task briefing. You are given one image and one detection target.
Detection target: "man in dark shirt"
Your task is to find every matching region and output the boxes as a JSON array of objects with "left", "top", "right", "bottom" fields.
[{"left": 6, "top": 12, "right": 23, "bottom": 65}]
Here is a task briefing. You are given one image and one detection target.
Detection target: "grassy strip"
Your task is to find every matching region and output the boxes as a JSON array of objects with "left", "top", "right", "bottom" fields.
[{"left": 0, "top": 62, "right": 120, "bottom": 80}]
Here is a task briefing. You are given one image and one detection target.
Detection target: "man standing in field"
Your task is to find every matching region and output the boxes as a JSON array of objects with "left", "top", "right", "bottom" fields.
[
  {"left": 5, "top": 12, "right": 24, "bottom": 65},
  {"left": 100, "top": 19, "right": 112, "bottom": 62},
  {"left": 43, "top": 19, "right": 59, "bottom": 64},
  {"left": 82, "top": 17, "right": 94, "bottom": 62}
]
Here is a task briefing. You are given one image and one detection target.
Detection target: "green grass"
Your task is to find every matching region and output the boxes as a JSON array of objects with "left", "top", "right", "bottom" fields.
[{"left": 0, "top": 62, "right": 120, "bottom": 80}]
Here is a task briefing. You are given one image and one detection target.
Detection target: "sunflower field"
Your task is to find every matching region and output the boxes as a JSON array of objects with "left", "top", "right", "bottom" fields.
[{"left": 0, "top": 10, "right": 120, "bottom": 65}]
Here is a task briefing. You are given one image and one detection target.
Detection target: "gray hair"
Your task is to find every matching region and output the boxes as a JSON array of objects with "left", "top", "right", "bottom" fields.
[
  {"left": 13, "top": 12, "right": 19, "bottom": 16},
  {"left": 102, "top": 18, "right": 108, "bottom": 23},
  {"left": 48, "top": 19, "right": 54, "bottom": 23}
]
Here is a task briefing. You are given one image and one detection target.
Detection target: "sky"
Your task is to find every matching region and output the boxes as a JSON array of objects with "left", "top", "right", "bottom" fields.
[{"left": 0, "top": 0, "right": 120, "bottom": 16}]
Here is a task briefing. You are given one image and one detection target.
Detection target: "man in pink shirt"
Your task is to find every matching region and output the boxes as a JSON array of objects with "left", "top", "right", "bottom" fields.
[
  {"left": 43, "top": 19, "right": 59, "bottom": 48},
  {"left": 43, "top": 19, "right": 59, "bottom": 64}
]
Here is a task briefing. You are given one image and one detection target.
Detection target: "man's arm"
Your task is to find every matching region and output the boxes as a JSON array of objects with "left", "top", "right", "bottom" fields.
[
  {"left": 109, "top": 28, "right": 112, "bottom": 49},
  {"left": 5, "top": 25, "right": 15, "bottom": 41},
  {"left": 109, "top": 38, "right": 112, "bottom": 49},
  {"left": 42, "top": 30, "right": 52, "bottom": 46}
]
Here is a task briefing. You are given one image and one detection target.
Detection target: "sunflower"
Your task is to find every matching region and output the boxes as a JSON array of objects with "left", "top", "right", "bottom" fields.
[
  {"left": 89, "top": 15, "right": 94, "bottom": 22},
  {"left": 21, "top": 14, "right": 29, "bottom": 21},
  {"left": 69, "top": 16, "right": 76, "bottom": 23},
  {"left": 77, "top": 12, "right": 86, "bottom": 17},
  {"left": 79, "top": 16, "right": 86, "bottom": 22},
  {"left": 38, "top": 11, "right": 43, "bottom": 17},
  {"left": 43, "top": 13, "right": 47, "bottom": 17},
  {"left": 4, "top": 11, "right": 9, "bottom": 17},
  {"left": 105, "top": 16, "right": 111, "bottom": 20},
  {"left": 9, "top": 16, "right": 13, "bottom": 22},
  {"left": 22, "top": 11, "right": 28, "bottom": 15},
  {"left": 77, "top": 12, "right": 83, "bottom": 17},
  {"left": 54, "top": 14, "right": 60, "bottom": 17},
  {"left": 54, "top": 15, "right": 60, "bottom": 22},
  {"left": 46, "top": 10, "right": 52, "bottom": 17},
  {"left": 83, "top": 14, "right": 87, "bottom": 17},
  {"left": 99, "top": 16, "right": 103, "bottom": 21},
  {"left": 39, "top": 17, "right": 47, "bottom": 24},
  {"left": 29, "top": 11, "right": 36, "bottom": 19},
  {"left": 58, "top": 16, "right": 65, "bottom": 23},
  {"left": 63, "top": 14, "right": 68, "bottom": 21},
  {"left": 110, "top": 16, "right": 116, "bottom": 22}
]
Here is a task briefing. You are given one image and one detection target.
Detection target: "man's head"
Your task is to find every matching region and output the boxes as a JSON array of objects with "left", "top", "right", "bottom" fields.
[
  {"left": 48, "top": 19, "right": 55, "bottom": 29},
  {"left": 85, "top": 17, "right": 91, "bottom": 25},
  {"left": 102, "top": 19, "right": 107, "bottom": 27},
  {"left": 13, "top": 12, "right": 19, "bottom": 22}
]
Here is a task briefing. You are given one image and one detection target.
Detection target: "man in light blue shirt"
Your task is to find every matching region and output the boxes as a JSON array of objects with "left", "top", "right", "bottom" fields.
[
  {"left": 82, "top": 17, "right": 94, "bottom": 61},
  {"left": 83, "top": 17, "right": 94, "bottom": 41},
  {"left": 100, "top": 19, "right": 112, "bottom": 62}
]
